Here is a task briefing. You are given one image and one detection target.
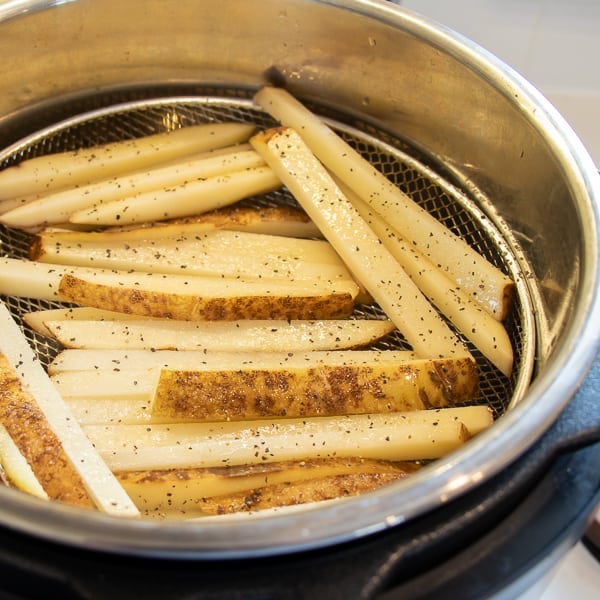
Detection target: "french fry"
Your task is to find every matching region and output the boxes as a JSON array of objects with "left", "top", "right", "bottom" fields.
[
  {"left": 83, "top": 405, "right": 494, "bottom": 472},
  {"left": 68, "top": 166, "right": 281, "bottom": 226},
  {"left": 0, "top": 423, "right": 48, "bottom": 500},
  {"left": 41, "top": 318, "right": 395, "bottom": 351},
  {"left": 0, "top": 122, "right": 256, "bottom": 202},
  {"left": 49, "top": 348, "right": 417, "bottom": 373},
  {"left": 0, "top": 257, "right": 116, "bottom": 301},
  {"left": 194, "top": 471, "right": 408, "bottom": 515},
  {"left": 251, "top": 126, "right": 469, "bottom": 360},
  {"left": 254, "top": 87, "right": 513, "bottom": 320},
  {"left": 23, "top": 306, "right": 142, "bottom": 338},
  {"left": 48, "top": 349, "right": 419, "bottom": 395},
  {"left": 29, "top": 228, "right": 359, "bottom": 288},
  {"left": 1, "top": 146, "right": 266, "bottom": 229},
  {"left": 118, "top": 458, "right": 419, "bottom": 516},
  {"left": 64, "top": 396, "right": 156, "bottom": 426},
  {"left": 151, "top": 354, "right": 479, "bottom": 421},
  {"left": 344, "top": 187, "right": 513, "bottom": 375},
  {"left": 40, "top": 207, "right": 317, "bottom": 244},
  {"left": 0, "top": 258, "right": 359, "bottom": 320},
  {"left": 57, "top": 269, "right": 358, "bottom": 321},
  {"left": 0, "top": 302, "right": 139, "bottom": 515},
  {"left": 166, "top": 205, "right": 322, "bottom": 239},
  {"left": 51, "top": 368, "right": 158, "bottom": 400}
]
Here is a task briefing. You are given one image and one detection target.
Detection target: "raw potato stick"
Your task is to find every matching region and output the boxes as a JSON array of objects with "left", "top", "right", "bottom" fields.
[
  {"left": 0, "top": 144, "right": 252, "bottom": 218},
  {"left": 68, "top": 166, "right": 281, "bottom": 226},
  {"left": 65, "top": 396, "right": 157, "bottom": 426},
  {"left": 48, "top": 348, "right": 419, "bottom": 373},
  {"left": 0, "top": 303, "right": 139, "bottom": 515},
  {"left": 29, "top": 228, "right": 357, "bottom": 287},
  {"left": 0, "top": 423, "right": 48, "bottom": 499},
  {"left": 57, "top": 269, "right": 358, "bottom": 321},
  {"left": 0, "top": 257, "right": 358, "bottom": 320},
  {"left": 116, "top": 457, "right": 419, "bottom": 515},
  {"left": 41, "top": 318, "right": 396, "bottom": 352},
  {"left": 166, "top": 205, "right": 322, "bottom": 239},
  {"left": 48, "top": 349, "right": 419, "bottom": 393},
  {"left": 51, "top": 368, "right": 158, "bottom": 400},
  {"left": 0, "top": 257, "right": 93, "bottom": 301},
  {"left": 195, "top": 471, "right": 405, "bottom": 516},
  {"left": 42, "top": 205, "right": 320, "bottom": 242},
  {"left": 1, "top": 147, "right": 266, "bottom": 229},
  {"left": 251, "top": 126, "right": 469, "bottom": 360},
  {"left": 84, "top": 405, "right": 494, "bottom": 471},
  {"left": 23, "top": 307, "right": 142, "bottom": 338},
  {"left": 151, "top": 355, "right": 479, "bottom": 421},
  {"left": 254, "top": 86, "right": 513, "bottom": 321},
  {"left": 344, "top": 187, "right": 513, "bottom": 375},
  {"left": 0, "top": 122, "right": 255, "bottom": 202}
]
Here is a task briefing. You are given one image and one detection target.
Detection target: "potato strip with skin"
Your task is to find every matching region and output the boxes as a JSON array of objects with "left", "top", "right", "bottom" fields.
[
  {"left": 151, "top": 355, "right": 479, "bottom": 421},
  {"left": 253, "top": 86, "right": 513, "bottom": 321},
  {"left": 0, "top": 258, "right": 358, "bottom": 320},
  {"left": 0, "top": 303, "right": 139, "bottom": 515},
  {"left": 99, "top": 205, "right": 322, "bottom": 240},
  {"left": 57, "top": 271, "right": 358, "bottom": 321},
  {"left": 195, "top": 471, "right": 409, "bottom": 516},
  {"left": 117, "top": 458, "right": 420, "bottom": 515},
  {"left": 251, "top": 126, "right": 469, "bottom": 360}
]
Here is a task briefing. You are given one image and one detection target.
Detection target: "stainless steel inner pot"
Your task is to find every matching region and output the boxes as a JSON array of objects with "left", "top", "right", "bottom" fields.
[{"left": 0, "top": 0, "right": 598, "bottom": 558}]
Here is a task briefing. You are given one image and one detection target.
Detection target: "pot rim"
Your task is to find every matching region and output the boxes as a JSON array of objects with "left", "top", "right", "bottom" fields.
[{"left": 0, "top": 0, "right": 599, "bottom": 557}]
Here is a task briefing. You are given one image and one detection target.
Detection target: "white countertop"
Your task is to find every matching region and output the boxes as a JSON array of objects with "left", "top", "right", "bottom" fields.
[{"left": 400, "top": 0, "right": 600, "bottom": 166}]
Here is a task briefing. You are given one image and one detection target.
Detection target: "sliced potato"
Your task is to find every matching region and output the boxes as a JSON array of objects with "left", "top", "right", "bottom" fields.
[
  {"left": 69, "top": 166, "right": 281, "bottom": 226},
  {"left": 57, "top": 269, "right": 358, "bottom": 321},
  {"left": 152, "top": 354, "right": 479, "bottom": 421},
  {"left": 167, "top": 205, "right": 322, "bottom": 239},
  {"left": 0, "top": 461, "right": 8, "bottom": 487},
  {"left": 0, "top": 423, "right": 49, "bottom": 499},
  {"left": 251, "top": 126, "right": 469, "bottom": 360},
  {"left": 23, "top": 306, "right": 142, "bottom": 338},
  {"left": 42, "top": 318, "right": 395, "bottom": 351},
  {"left": 83, "top": 405, "right": 494, "bottom": 471},
  {"left": 0, "top": 257, "right": 88, "bottom": 301},
  {"left": 195, "top": 471, "right": 409, "bottom": 516},
  {"left": 101, "top": 205, "right": 321, "bottom": 239},
  {"left": 345, "top": 188, "right": 513, "bottom": 376},
  {"left": 65, "top": 396, "right": 156, "bottom": 426},
  {"left": 0, "top": 303, "right": 138, "bottom": 515},
  {"left": 116, "top": 457, "right": 419, "bottom": 514},
  {"left": 48, "top": 349, "right": 419, "bottom": 397},
  {"left": 46, "top": 347, "right": 416, "bottom": 374},
  {"left": 51, "top": 368, "right": 158, "bottom": 400},
  {"left": 0, "top": 122, "right": 255, "bottom": 203},
  {"left": 29, "top": 228, "right": 358, "bottom": 287},
  {"left": 0, "top": 258, "right": 358, "bottom": 319},
  {"left": 254, "top": 86, "right": 513, "bottom": 320},
  {"left": 1, "top": 146, "right": 265, "bottom": 229}
]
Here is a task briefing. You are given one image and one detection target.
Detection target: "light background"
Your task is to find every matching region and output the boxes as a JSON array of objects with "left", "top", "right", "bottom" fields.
[{"left": 400, "top": 0, "right": 600, "bottom": 164}]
